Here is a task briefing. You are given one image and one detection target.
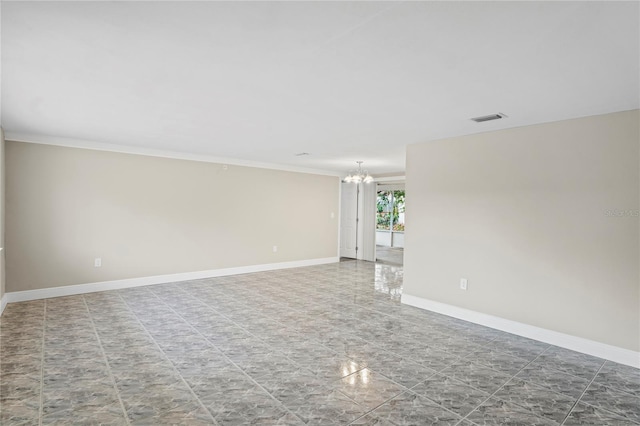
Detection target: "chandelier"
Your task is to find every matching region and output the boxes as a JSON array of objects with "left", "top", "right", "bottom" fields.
[{"left": 343, "top": 161, "right": 374, "bottom": 184}]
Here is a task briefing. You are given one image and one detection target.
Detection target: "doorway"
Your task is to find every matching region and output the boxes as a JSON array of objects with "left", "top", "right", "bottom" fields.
[
  {"left": 375, "top": 185, "right": 405, "bottom": 265},
  {"left": 339, "top": 181, "right": 376, "bottom": 261}
]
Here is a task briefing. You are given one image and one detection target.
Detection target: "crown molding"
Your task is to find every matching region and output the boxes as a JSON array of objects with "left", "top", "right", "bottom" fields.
[
  {"left": 5, "top": 133, "right": 342, "bottom": 177},
  {"left": 374, "top": 175, "right": 405, "bottom": 183}
]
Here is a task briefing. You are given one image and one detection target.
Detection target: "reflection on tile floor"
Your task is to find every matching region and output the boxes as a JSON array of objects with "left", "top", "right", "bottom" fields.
[
  {"left": 1, "top": 260, "right": 638, "bottom": 425},
  {"left": 375, "top": 246, "right": 403, "bottom": 266}
]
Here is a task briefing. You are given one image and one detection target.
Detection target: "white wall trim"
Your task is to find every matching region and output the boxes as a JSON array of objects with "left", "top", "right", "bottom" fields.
[
  {"left": 337, "top": 179, "right": 343, "bottom": 259},
  {"left": 402, "top": 293, "right": 640, "bottom": 369},
  {"left": 5, "top": 134, "right": 342, "bottom": 177},
  {"left": 374, "top": 175, "right": 405, "bottom": 182},
  {"left": 0, "top": 246, "right": 5, "bottom": 314},
  {"left": 3, "top": 257, "right": 339, "bottom": 306}
]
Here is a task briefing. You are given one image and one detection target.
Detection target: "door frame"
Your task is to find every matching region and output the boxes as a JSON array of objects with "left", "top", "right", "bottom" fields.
[{"left": 339, "top": 175, "right": 405, "bottom": 261}]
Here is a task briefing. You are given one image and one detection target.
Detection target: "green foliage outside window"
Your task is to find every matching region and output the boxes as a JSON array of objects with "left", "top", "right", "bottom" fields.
[{"left": 376, "top": 190, "right": 405, "bottom": 231}]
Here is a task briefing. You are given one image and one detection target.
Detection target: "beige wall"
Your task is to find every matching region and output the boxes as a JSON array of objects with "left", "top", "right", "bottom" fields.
[
  {"left": 404, "top": 110, "right": 640, "bottom": 352},
  {"left": 6, "top": 142, "right": 339, "bottom": 291},
  {"left": 1, "top": 129, "right": 5, "bottom": 303}
]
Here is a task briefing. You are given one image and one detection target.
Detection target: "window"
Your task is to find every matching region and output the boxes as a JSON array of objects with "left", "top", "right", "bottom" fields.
[{"left": 376, "top": 190, "right": 405, "bottom": 231}]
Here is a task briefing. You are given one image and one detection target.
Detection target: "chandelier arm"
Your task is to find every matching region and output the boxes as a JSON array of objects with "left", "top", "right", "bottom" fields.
[{"left": 343, "top": 161, "right": 374, "bottom": 184}]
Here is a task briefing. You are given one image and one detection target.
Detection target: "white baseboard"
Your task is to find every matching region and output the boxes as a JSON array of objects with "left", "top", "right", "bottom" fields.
[
  {"left": 0, "top": 294, "right": 7, "bottom": 316},
  {"left": 402, "top": 293, "right": 640, "bottom": 369},
  {"left": 3, "top": 257, "right": 339, "bottom": 305}
]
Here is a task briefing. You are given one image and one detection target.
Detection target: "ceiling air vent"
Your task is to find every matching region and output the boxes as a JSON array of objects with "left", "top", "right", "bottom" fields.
[{"left": 471, "top": 113, "right": 507, "bottom": 123}]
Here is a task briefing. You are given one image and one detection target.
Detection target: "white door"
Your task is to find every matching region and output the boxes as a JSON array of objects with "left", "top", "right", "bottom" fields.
[
  {"left": 359, "top": 182, "right": 377, "bottom": 262},
  {"left": 340, "top": 182, "right": 358, "bottom": 258}
]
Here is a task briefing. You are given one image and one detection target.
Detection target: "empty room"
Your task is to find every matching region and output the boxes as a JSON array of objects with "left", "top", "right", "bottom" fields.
[{"left": 0, "top": 1, "right": 638, "bottom": 425}]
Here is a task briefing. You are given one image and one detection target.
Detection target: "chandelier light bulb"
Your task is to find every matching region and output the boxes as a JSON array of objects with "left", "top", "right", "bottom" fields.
[{"left": 343, "top": 161, "right": 374, "bottom": 184}]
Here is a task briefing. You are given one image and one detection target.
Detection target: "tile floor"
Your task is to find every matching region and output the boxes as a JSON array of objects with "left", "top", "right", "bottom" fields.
[
  {"left": 375, "top": 246, "right": 403, "bottom": 266},
  {"left": 1, "top": 260, "right": 639, "bottom": 425}
]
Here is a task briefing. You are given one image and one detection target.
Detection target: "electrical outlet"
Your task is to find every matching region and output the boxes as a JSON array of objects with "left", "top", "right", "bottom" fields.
[
  {"left": 460, "top": 278, "right": 468, "bottom": 290},
  {"left": 272, "top": 246, "right": 278, "bottom": 253},
  {"left": 94, "top": 258, "right": 102, "bottom": 267}
]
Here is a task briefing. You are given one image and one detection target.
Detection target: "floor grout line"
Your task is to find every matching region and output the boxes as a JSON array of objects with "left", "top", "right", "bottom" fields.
[
  {"left": 560, "top": 360, "right": 606, "bottom": 425},
  {"left": 169, "top": 271, "right": 552, "bottom": 425},
  {"left": 115, "top": 292, "right": 221, "bottom": 425},
  {"left": 37, "top": 299, "right": 46, "bottom": 426},
  {"left": 457, "top": 346, "right": 552, "bottom": 424},
  {"left": 169, "top": 275, "right": 495, "bottom": 425},
  {"left": 140, "top": 288, "right": 304, "bottom": 424},
  {"left": 2, "top": 261, "right": 636, "bottom": 425},
  {"left": 82, "top": 295, "right": 131, "bottom": 426}
]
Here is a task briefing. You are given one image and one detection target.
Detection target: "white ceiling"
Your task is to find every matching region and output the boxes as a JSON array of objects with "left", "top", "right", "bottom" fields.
[{"left": 2, "top": 1, "right": 638, "bottom": 175}]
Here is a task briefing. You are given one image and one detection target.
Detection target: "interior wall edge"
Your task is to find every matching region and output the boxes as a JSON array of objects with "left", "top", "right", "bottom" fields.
[
  {"left": 2, "top": 256, "right": 339, "bottom": 308},
  {"left": 402, "top": 293, "right": 640, "bottom": 369}
]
